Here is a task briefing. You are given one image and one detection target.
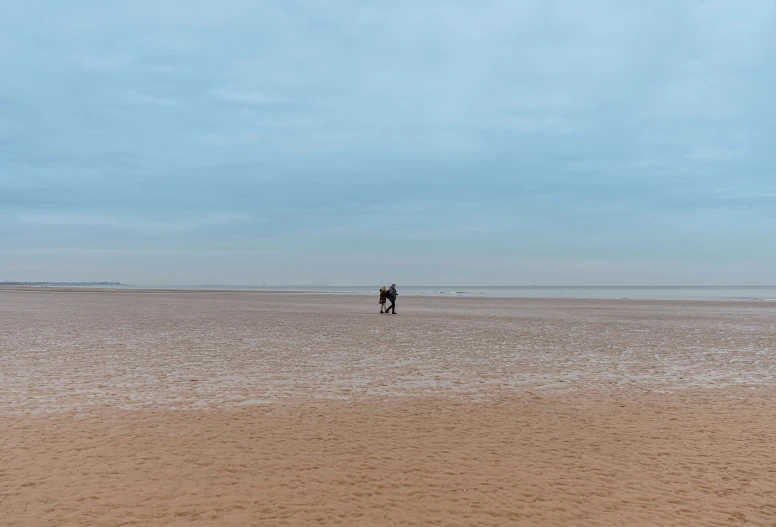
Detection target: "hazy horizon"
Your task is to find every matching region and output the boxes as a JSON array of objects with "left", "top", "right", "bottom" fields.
[
  {"left": 5, "top": 281, "right": 776, "bottom": 288},
  {"left": 2, "top": 1, "right": 775, "bottom": 285}
]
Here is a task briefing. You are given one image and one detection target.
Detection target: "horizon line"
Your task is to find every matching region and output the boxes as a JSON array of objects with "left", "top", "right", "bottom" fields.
[
  {"left": 72, "top": 284, "right": 776, "bottom": 288},
  {"left": 5, "top": 282, "right": 776, "bottom": 288}
]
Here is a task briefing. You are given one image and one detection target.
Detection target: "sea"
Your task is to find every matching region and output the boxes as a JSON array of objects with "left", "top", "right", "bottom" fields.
[{"left": 122, "top": 285, "right": 776, "bottom": 301}]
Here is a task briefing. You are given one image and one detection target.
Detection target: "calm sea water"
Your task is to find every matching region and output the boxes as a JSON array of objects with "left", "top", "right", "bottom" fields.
[{"left": 133, "top": 285, "right": 776, "bottom": 301}]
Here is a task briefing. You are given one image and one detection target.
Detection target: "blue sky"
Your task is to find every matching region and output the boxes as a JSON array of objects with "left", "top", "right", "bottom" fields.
[{"left": 1, "top": 1, "right": 775, "bottom": 285}]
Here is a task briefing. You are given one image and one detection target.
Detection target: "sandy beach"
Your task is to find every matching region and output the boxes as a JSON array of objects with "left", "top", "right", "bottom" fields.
[{"left": 2, "top": 289, "right": 775, "bottom": 526}]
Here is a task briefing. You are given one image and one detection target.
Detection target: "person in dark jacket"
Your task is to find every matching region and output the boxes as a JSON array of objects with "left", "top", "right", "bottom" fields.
[
  {"left": 379, "top": 286, "right": 387, "bottom": 313},
  {"left": 385, "top": 284, "right": 398, "bottom": 314}
]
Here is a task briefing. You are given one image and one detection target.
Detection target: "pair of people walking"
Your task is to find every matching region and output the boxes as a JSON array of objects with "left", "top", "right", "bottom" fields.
[{"left": 379, "top": 284, "right": 398, "bottom": 314}]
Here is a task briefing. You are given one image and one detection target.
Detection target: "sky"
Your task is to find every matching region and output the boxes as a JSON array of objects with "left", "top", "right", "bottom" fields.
[{"left": 1, "top": 0, "right": 775, "bottom": 286}]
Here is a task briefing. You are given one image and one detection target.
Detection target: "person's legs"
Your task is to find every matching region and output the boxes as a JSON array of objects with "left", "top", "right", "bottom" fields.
[
  {"left": 387, "top": 298, "right": 396, "bottom": 313},
  {"left": 380, "top": 302, "right": 385, "bottom": 313}
]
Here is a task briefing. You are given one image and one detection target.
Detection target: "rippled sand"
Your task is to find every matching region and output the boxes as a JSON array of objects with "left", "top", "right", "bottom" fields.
[{"left": 2, "top": 289, "right": 775, "bottom": 525}]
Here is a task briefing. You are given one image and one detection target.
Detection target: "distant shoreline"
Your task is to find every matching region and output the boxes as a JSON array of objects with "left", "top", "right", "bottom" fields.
[
  {"left": 2, "top": 285, "right": 776, "bottom": 304},
  {"left": 4, "top": 283, "right": 776, "bottom": 288},
  {"left": 0, "top": 282, "right": 122, "bottom": 286}
]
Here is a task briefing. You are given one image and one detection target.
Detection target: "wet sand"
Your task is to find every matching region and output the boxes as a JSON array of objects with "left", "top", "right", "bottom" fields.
[{"left": 2, "top": 290, "right": 775, "bottom": 526}]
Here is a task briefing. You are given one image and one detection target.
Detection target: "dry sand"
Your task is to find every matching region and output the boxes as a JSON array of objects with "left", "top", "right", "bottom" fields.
[{"left": 2, "top": 289, "right": 775, "bottom": 526}]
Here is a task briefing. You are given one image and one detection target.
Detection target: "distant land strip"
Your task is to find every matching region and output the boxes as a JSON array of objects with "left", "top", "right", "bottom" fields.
[{"left": 0, "top": 281, "right": 122, "bottom": 286}]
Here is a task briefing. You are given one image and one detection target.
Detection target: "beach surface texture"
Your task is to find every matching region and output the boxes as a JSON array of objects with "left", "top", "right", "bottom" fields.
[{"left": 2, "top": 289, "right": 775, "bottom": 526}]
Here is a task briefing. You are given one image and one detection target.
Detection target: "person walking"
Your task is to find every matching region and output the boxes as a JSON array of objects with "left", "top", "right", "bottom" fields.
[
  {"left": 379, "top": 286, "right": 387, "bottom": 313},
  {"left": 385, "top": 284, "right": 398, "bottom": 314}
]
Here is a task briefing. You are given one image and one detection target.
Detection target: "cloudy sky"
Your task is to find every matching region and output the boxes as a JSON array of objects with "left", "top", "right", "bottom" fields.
[{"left": 1, "top": 1, "right": 775, "bottom": 285}]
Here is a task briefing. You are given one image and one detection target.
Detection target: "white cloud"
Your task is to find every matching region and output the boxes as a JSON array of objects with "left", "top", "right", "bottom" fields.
[
  {"left": 686, "top": 146, "right": 748, "bottom": 162},
  {"left": 15, "top": 212, "right": 252, "bottom": 234},
  {"left": 211, "top": 89, "right": 285, "bottom": 105}
]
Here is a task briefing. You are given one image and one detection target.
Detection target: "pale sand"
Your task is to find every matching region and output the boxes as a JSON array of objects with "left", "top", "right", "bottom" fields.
[{"left": 2, "top": 290, "right": 776, "bottom": 526}]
